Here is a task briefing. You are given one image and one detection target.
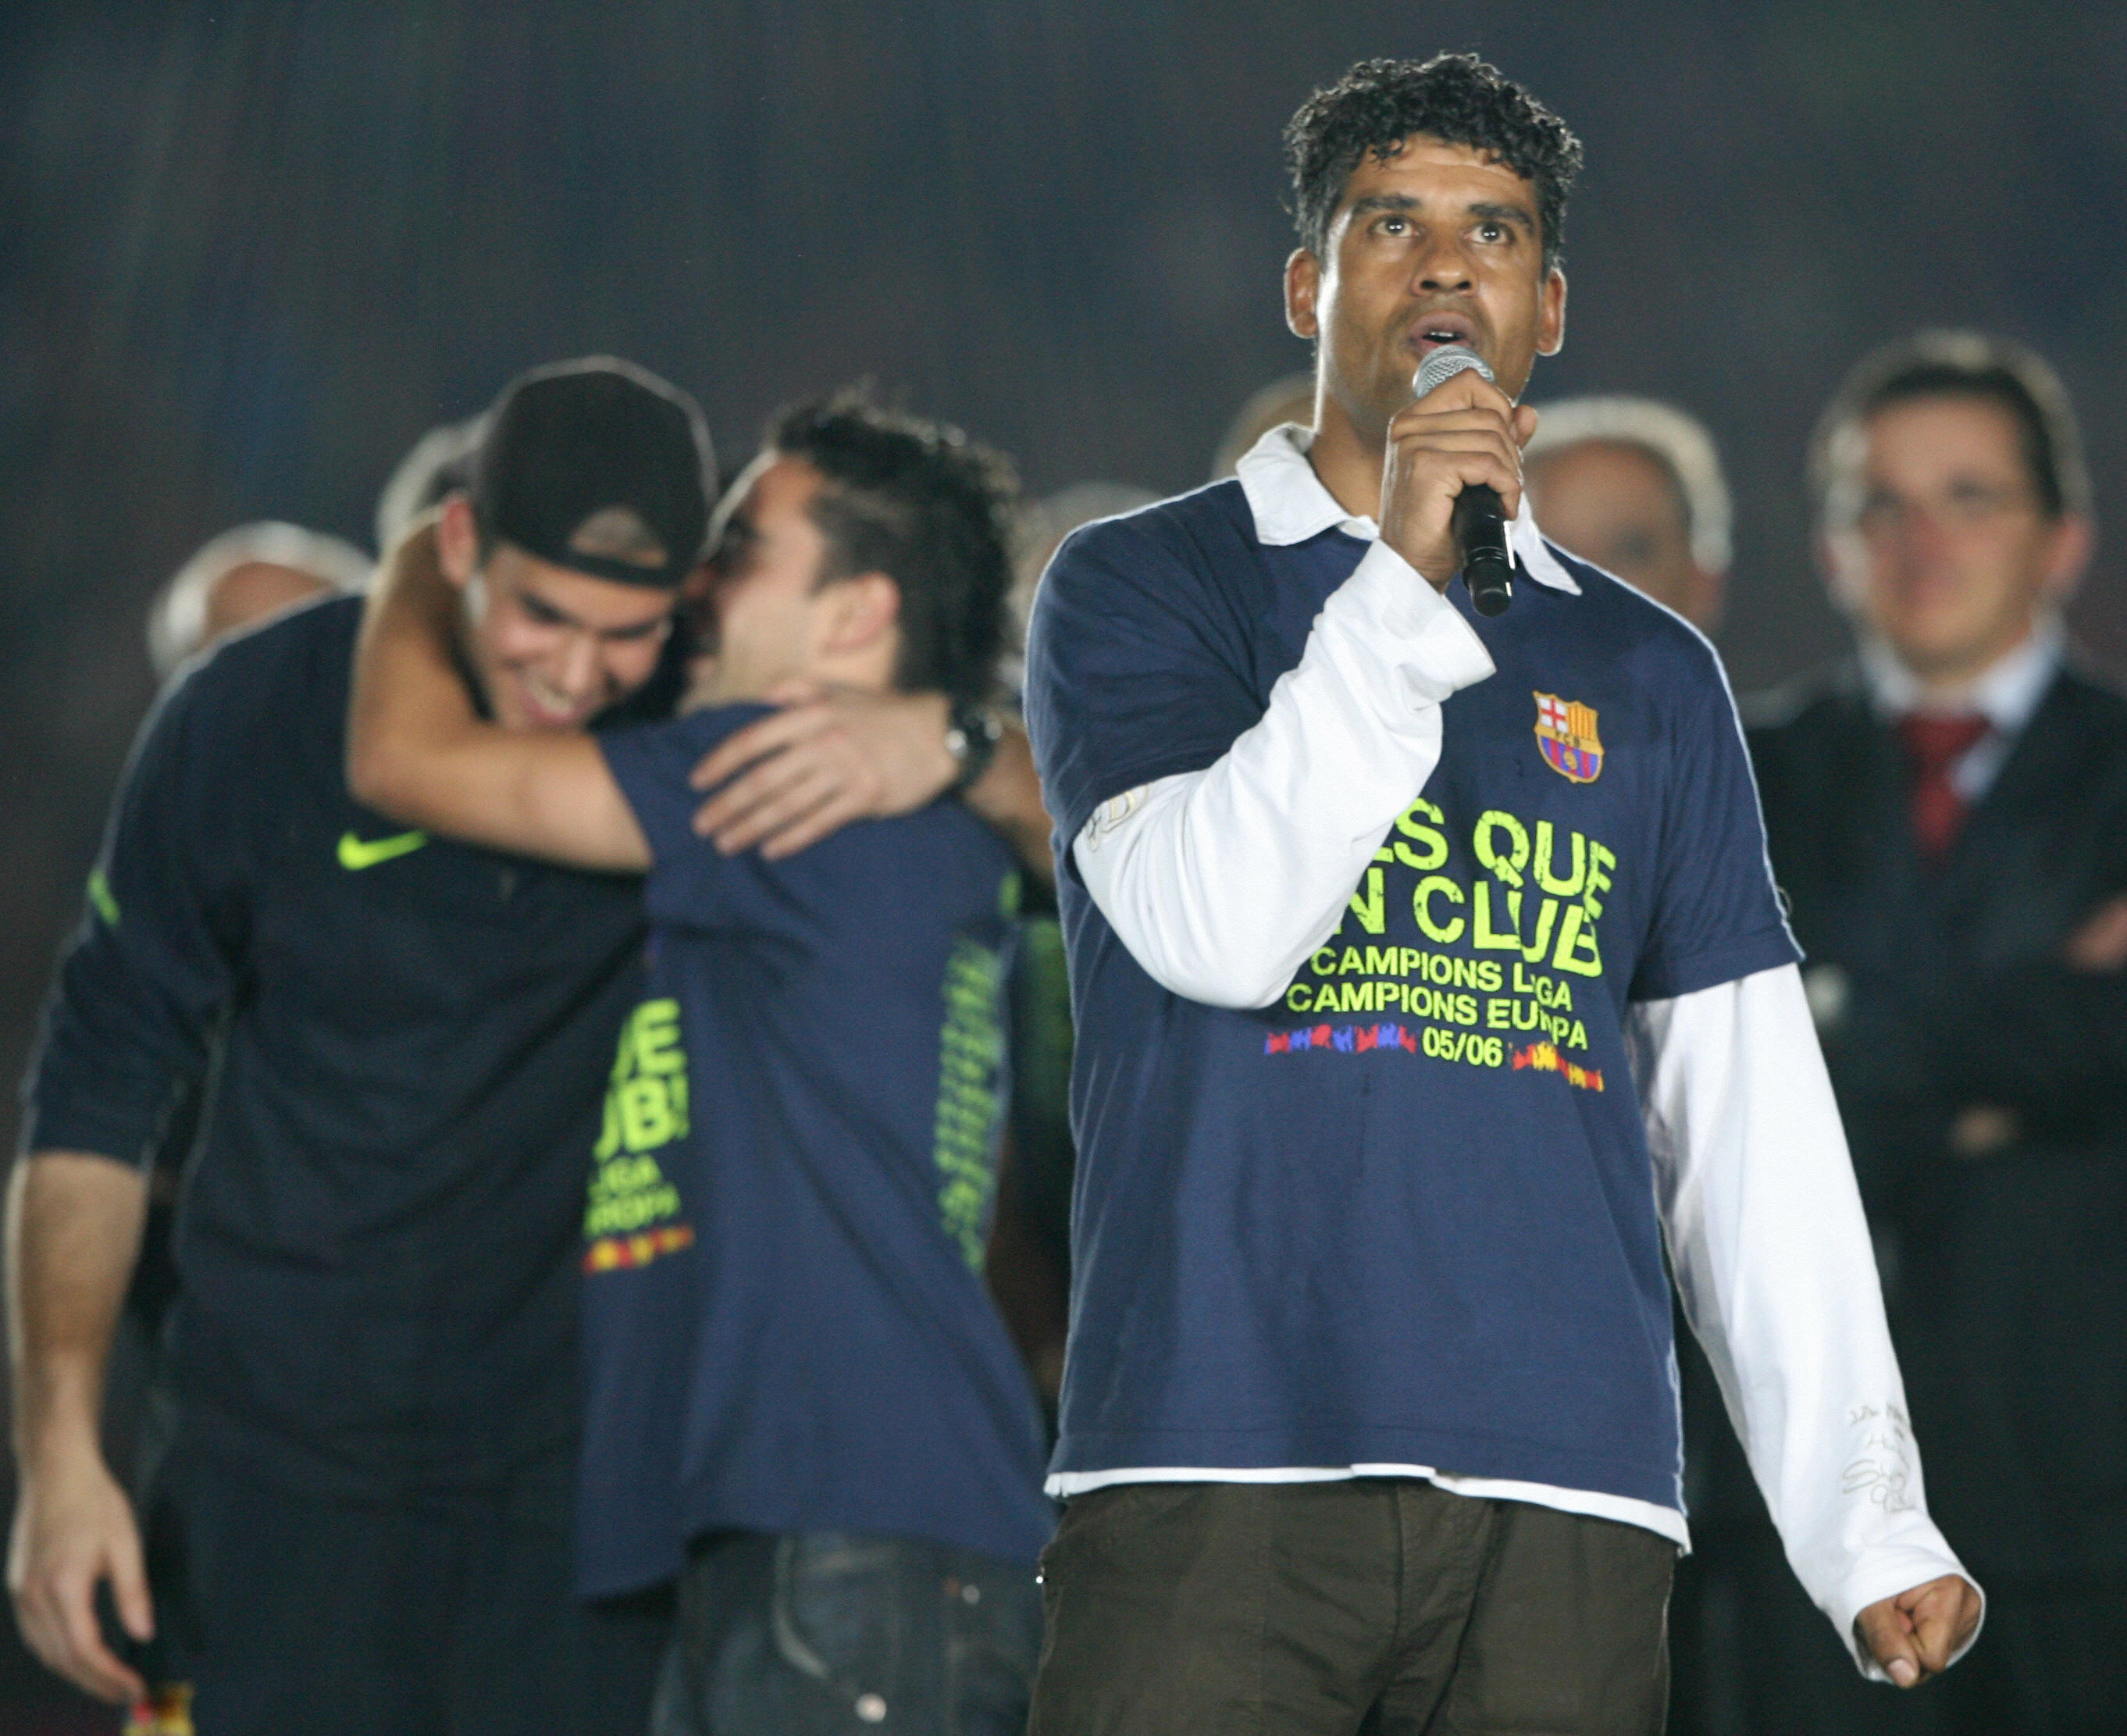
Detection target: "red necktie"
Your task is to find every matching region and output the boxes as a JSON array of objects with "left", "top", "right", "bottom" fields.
[{"left": 1897, "top": 712, "right": 1990, "bottom": 861}]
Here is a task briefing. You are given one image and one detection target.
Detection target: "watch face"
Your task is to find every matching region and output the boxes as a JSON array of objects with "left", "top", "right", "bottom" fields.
[{"left": 946, "top": 703, "right": 999, "bottom": 788}]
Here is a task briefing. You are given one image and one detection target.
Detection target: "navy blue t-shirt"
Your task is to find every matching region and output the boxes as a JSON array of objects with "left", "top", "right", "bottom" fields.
[
  {"left": 24, "top": 597, "right": 653, "bottom": 1494},
  {"left": 576, "top": 706, "right": 1055, "bottom": 1595},
  {"left": 1024, "top": 482, "right": 1798, "bottom": 1516}
]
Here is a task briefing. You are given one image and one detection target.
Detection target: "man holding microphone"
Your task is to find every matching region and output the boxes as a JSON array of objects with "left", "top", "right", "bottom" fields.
[{"left": 1022, "top": 55, "right": 1979, "bottom": 1732}]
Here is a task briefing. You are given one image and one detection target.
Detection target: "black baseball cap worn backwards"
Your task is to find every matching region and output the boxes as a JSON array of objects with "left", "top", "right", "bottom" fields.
[{"left": 472, "top": 356, "right": 714, "bottom": 589}]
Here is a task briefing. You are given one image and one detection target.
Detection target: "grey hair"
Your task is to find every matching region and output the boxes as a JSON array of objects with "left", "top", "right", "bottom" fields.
[
  {"left": 1524, "top": 396, "right": 1733, "bottom": 574},
  {"left": 146, "top": 522, "right": 373, "bottom": 679},
  {"left": 1210, "top": 373, "right": 1317, "bottom": 480},
  {"left": 374, "top": 413, "right": 489, "bottom": 554}
]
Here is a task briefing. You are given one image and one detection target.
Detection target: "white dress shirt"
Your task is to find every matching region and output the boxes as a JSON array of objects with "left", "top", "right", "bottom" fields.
[{"left": 1858, "top": 616, "right": 2064, "bottom": 800}]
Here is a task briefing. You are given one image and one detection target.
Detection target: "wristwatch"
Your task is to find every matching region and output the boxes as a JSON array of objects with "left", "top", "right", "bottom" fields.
[{"left": 945, "top": 700, "right": 1003, "bottom": 793}]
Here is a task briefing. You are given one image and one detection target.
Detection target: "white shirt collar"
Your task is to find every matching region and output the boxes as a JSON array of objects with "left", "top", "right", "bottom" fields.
[
  {"left": 1234, "top": 422, "right": 1580, "bottom": 595},
  {"left": 1858, "top": 615, "right": 2064, "bottom": 734}
]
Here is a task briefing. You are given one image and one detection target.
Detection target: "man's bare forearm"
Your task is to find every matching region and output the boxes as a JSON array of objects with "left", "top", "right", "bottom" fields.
[
  {"left": 347, "top": 520, "right": 479, "bottom": 818},
  {"left": 964, "top": 722, "right": 1054, "bottom": 886},
  {"left": 6, "top": 1154, "right": 147, "bottom": 1470}
]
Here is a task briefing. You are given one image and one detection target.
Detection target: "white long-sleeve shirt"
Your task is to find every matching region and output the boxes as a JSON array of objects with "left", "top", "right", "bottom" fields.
[{"left": 1056, "top": 424, "right": 1976, "bottom": 1675}]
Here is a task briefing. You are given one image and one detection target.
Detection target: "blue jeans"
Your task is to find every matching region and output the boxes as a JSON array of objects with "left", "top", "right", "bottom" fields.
[{"left": 654, "top": 1530, "right": 1042, "bottom": 1735}]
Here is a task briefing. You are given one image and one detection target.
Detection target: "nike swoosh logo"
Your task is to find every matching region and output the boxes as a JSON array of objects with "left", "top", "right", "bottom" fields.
[{"left": 337, "top": 829, "right": 429, "bottom": 871}]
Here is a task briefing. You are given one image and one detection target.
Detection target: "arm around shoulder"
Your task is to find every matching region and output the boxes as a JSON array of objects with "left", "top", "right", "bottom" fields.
[
  {"left": 680, "top": 685, "right": 1050, "bottom": 876},
  {"left": 347, "top": 521, "right": 650, "bottom": 872}
]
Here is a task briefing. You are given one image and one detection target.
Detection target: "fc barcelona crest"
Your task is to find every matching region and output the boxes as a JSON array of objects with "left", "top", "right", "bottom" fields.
[{"left": 1534, "top": 692, "right": 1604, "bottom": 784}]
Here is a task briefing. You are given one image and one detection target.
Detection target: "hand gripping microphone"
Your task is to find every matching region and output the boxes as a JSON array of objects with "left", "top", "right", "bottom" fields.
[{"left": 1412, "top": 344, "right": 1513, "bottom": 617}]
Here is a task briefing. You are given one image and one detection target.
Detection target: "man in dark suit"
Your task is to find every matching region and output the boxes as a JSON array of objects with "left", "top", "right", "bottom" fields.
[{"left": 1692, "top": 332, "right": 2127, "bottom": 1734}]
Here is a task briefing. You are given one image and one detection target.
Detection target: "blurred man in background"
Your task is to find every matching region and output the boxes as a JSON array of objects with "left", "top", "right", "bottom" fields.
[
  {"left": 109, "top": 424, "right": 533, "bottom": 1728},
  {"left": 144, "top": 520, "right": 371, "bottom": 679},
  {"left": 123, "top": 442, "right": 481, "bottom": 1406},
  {"left": 10, "top": 359, "right": 713, "bottom": 1735},
  {"left": 1523, "top": 395, "right": 1730, "bottom": 633},
  {"left": 130, "top": 517, "right": 378, "bottom": 1371},
  {"left": 1723, "top": 331, "right": 2127, "bottom": 1734}
]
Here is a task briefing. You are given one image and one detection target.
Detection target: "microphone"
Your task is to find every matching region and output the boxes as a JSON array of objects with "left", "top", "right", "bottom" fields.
[{"left": 1412, "top": 344, "right": 1513, "bottom": 617}]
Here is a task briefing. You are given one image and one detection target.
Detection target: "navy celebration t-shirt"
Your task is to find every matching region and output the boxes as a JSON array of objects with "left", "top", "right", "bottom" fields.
[
  {"left": 1024, "top": 482, "right": 1797, "bottom": 1516},
  {"left": 576, "top": 706, "right": 1055, "bottom": 1595}
]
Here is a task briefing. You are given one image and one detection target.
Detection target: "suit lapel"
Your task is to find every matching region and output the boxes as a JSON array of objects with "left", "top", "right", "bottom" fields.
[
  {"left": 1936, "top": 676, "right": 2072, "bottom": 887},
  {"left": 1936, "top": 674, "right": 2099, "bottom": 959}
]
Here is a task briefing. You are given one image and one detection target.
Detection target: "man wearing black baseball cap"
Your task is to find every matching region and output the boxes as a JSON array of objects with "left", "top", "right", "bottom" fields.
[
  {"left": 9, "top": 357, "right": 1038, "bottom": 1733},
  {"left": 446, "top": 356, "right": 707, "bottom": 732}
]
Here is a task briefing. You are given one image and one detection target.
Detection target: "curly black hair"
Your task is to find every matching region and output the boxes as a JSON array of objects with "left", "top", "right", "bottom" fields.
[
  {"left": 768, "top": 392, "right": 1016, "bottom": 703},
  {"left": 1284, "top": 55, "right": 1584, "bottom": 273}
]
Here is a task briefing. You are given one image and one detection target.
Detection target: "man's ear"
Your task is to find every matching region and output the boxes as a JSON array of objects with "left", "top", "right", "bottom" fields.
[
  {"left": 1284, "top": 248, "right": 1323, "bottom": 340},
  {"left": 1537, "top": 267, "right": 1568, "bottom": 359},
  {"left": 2042, "top": 512, "right": 2095, "bottom": 604},
  {"left": 436, "top": 494, "right": 480, "bottom": 590},
  {"left": 1689, "top": 565, "right": 1728, "bottom": 637},
  {"left": 820, "top": 572, "right": 902, "bottom": 654}
]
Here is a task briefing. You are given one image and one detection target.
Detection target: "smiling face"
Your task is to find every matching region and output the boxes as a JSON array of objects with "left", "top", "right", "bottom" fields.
[
  {"left": 1823, "top": 394, "right": 2089, "bottom": 691},
  {"left": 436, "top": 496, "right": 675, "bottom": 729},
  {"left": 1286, "top": 134, "right": 1566, "bottom": 449}
]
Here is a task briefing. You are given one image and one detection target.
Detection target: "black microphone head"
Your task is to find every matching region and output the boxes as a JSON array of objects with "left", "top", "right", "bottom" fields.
[
  {"left": 1466, "top": 553, "right": 1513, "bottom": 617},
  {"left": 1413, "top": 343, "right": 1495, "bottom": 399}
]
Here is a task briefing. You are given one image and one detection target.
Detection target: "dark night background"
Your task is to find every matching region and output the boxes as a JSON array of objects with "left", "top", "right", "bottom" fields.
[{"left": 4, "top": 2, "right": 2125, "bottom": 1727}]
